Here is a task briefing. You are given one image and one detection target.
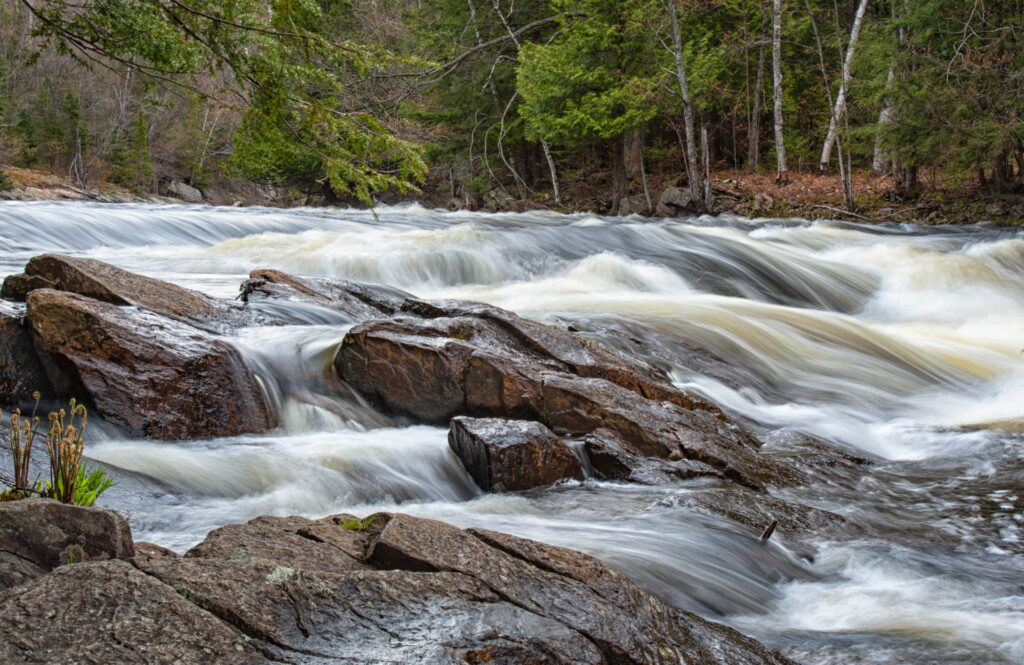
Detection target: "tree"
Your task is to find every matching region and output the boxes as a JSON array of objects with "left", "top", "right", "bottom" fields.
[
  {"left": 818, "top": 0, "right": 869, "bottom": 173},
  {"left": 771, "top": 0, "right": 788, "bottom": 179},
  {"left": 517, "top": 0, "right": 660, "bottom": 213},
  {"left": 19, "top": 0, "right": 427, "bottom": 203},
  {"left": 664, "top": 0, "right": 702, "bottom": 207}
]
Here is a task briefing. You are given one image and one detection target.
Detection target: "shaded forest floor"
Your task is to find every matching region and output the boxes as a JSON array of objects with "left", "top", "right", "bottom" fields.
[{"left": 3, "top": 163, "right": 1023, "bottom": 226}]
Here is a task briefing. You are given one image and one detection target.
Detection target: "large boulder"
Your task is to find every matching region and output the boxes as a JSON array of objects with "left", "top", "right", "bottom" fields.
[
  {"left": 25, "top": 288, "right": 273, "bottom": 440},
  {"left": 0, "top": 302, "right": 51, "bottom": 406},
  {"left": 124, "top": 511, "right": 795, "bottom": 665},
  {"left": 335, "top": 301, "right": 793, "bottom": 490},
  {"left": 0, "top": 561, "right": 263, "bottom": 665},
  {"left": 448, "top": 417, "right": 584, "bottom": 491},
  {"left": 0, "top": 498, "right": 134, "bottom": 591},
  {"left": 656, "top": 185, "right": 702, "bottom": 217},
  {"left": 15, "top": 254, "right": 232, "bottom": 325}
]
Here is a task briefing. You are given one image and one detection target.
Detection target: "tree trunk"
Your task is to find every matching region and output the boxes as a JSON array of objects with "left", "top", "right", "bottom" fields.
[
  {"left": 541, "top": 140, "right": 561, "bottom": 204},
  {"left": 819, "top": 0, "right": 870, "bottom": 172},
  {"left": 665, "top": 0, "right": 702, "bottom": 202},
  {"left": 772, "top": 0, "right": 788, "bottom": 180},
  {"left": 640, "top": 136, "right": 652, "bottom": 212},
  {"left": 612, "top": 135, "right": 625, "bottom": 215},
  {"left": 748, "top": 5, "right": 769, "bottom": 173},
  {"left": 702, "top": 125, "right": 713, "bottom": 210},
  {"left": 872, "top": 66, "right": 895, "bottom": 175}
]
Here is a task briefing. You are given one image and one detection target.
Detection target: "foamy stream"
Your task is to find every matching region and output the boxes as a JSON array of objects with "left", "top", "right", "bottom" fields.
[{"left": 2, "top": 201, "right": 1022, "bottom": 664}]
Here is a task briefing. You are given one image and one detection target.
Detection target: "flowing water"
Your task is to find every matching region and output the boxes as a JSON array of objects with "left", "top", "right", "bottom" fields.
[{"left": 2, "top": 201, "right": 1023, "bottom": 664}]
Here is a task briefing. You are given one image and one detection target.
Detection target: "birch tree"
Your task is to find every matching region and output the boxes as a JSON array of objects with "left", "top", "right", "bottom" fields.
[
  {"left": 771, "top": 0, "right": 788, "bottom": 179},
  {"left": 818, "top": 0, "right": 870, "bottom": 172},
  {"left": 664, "top": 0, "right": 702, "bottom": 205}
]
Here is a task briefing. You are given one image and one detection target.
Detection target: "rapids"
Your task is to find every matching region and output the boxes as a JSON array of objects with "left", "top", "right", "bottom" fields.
[{"left": 2, "top": 201, "right": 1022, "bottom": 664}]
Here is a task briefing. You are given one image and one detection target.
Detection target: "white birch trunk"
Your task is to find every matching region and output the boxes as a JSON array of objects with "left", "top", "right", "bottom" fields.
[
  {"left": 872, "top": 66, "right": 895, "bottom": 174},
  {"left": 772, "top": 0, "right": 787, "bottom": 177},
  {"left": 665, "top": 0, "right": 702, "bottom": 204},
  {"left": 819, "top": 0, "right": 870, "bottom": 171}
]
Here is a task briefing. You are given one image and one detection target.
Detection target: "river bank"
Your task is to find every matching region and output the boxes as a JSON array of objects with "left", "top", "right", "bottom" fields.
[{"left": 3, "top": 164, "right": 1022, "bottom": 226}]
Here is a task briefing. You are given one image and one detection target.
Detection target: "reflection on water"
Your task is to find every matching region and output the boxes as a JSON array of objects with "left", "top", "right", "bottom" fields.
[{"left": 2, "top": 201, "right": 1023, "bottom": 664}]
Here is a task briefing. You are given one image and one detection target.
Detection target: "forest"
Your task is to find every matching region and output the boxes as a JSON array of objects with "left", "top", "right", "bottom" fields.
[{"left": 1, "top": 0, "right": 1022, "bottom": 216}]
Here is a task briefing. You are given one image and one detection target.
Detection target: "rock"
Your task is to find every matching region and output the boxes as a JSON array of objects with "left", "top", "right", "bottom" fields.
[
  {"left": 619, "top": 194, "right": 650, "bottom": 216},
  {"left": 127, "top": 510, "right": 795, "bottom": 665},
  {"left": 20, "top": 254, "right": 232, "bottom": 328},
  {"left": 184, "top": 514, "right": 366, "bottom": 573},
  {"left": 583, "top": 428, "right": 723, "bottom": 485},
  {"left": 240, "top": 268, "right": 408, "bottom": 321},
  {"left": 656, "top": 185, "right": 703, "bottom": 217},
  {"left": 448, "top": 417, "right": 584, "bottom": 491},
  {"left": 655, "top": 486, "right": 847, "bottom": 556},
  {"left": 166, "top": 179, "right": 204, "bottom": 203},
  {"left": 335, "top": 300, "right": 793, "bottom": 489},
  {"left": 0, "top": 498, "right": 134, "bottom": 590},
  {"left": 134, "top": 542, "right": 180, "bottom": 559},
  {"left": 0, "top": 302, "right": 51, "bottom": 406},
  {"left": 483, "top": 187, "right": 514, "bottom": 211},
  {"left": 26, "top": 288, "right": 274, "bottom": 440},
  {"left": 0, "top": 560, "right": 263, "bottom": 665},
  {"left": 0, "top": 272, "right": 55, "bottom": 300},
  {"left": 752, "top": 192, "right": 774, "bottom": 213}
]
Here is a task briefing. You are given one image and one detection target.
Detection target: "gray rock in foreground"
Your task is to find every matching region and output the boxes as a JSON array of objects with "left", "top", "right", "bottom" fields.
[{"left": 0, "top": 507, "right": 797, "bottom": 665}]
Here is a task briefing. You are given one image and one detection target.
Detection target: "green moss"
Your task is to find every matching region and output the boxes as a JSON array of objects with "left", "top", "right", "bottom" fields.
[{"left": 337, "top": 516, "right": 376, "bottom": 531}]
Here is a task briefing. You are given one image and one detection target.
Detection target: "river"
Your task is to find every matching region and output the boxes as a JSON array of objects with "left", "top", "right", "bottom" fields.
[{"left": 1, "top": 201, "right": 1022, "bottom": 664}]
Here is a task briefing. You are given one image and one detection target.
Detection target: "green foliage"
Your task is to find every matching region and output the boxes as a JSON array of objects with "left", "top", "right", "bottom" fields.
[
  {"left": 517, "top": 1, "right": 659, "bottom": 147},
  {"left": 337, "top": 516, "right": 377, "bottom": 531},
  {"left": 0, "top": 169, "right": 13, "bottom": 191},
  {"left": 64, "top": 463, "right": 116, "bottom": 508},
  {"left": 109, "top": 113, "right": 154, "bottom": 193},
  {"left": 23, "top": 0, "right": 429, "bottom": 203}
]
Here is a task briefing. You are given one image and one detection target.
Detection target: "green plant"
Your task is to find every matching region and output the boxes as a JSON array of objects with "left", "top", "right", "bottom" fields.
[
  {"left": 44, "top": 398, "right": 87, "bottom": 504},
  {"left": 4, "top": 392, "right": 41, "bottom": 491},
  {"left": 70, "top": 463, "right": 116, "bottom": 507},
  {"left": 0, "top": 169, "right": 14, "bottom": 191},
  {"left": 337, "top": 516, "right": 376, "bottom": 531}
]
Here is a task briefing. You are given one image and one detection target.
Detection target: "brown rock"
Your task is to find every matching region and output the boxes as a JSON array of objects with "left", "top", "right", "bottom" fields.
[
  {"left": 335, "top": 302, "right": 793, "bottom": 489},
  {"left": 0, "top": 498, "right": 134, "bottom": 590},
  {"left": 0, "top": 302, "right": 52, "bottom": 406},
  {"left": 448, "top": 417, "right": 584, "bottom": 491},
  {"left": 26, "top": 289, "right": 274, "bottom": 440},
  {"left": 0, "top": 272, "right": 55, "bottom": 301},
  {"left": 24, "top": 254, "right": 222, "bottom": 325},
  {"left": 184, "top": 514, "right": 367, "bottom": 573},
  {"left": 134, "top": 541, "right": 180, "bottom": 559},
  {"left": 0, "top": 560, "right": 264, "bottom": 665},
  {"left": 240, "top": 268, "right": 408, "bottom": 321},
  {"left": 582, "top": 428, "right": 723, "bottom": 484}
]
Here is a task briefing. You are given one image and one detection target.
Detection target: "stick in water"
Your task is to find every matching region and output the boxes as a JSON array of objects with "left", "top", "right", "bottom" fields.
[{"left": 759, "top": 519, "right": 778, "bottom": 543}]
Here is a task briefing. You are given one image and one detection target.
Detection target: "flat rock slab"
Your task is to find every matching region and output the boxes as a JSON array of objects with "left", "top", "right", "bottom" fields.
[
  {"left": 448, "top": 417, "right": 584, "bottom": 491},
  {"left": 0, "top": 560, "right": 264, "bottom": 665},
  {"left": 26, "top": 288, "right": 273, "bottom": 440}
]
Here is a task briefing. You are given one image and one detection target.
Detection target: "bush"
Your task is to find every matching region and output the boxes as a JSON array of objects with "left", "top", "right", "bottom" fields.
[{"left": 0, "top": 169, "right": 14, "bottom": 191}]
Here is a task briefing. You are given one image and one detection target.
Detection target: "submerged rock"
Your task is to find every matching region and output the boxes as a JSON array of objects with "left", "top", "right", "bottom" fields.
[
  {"left": 25, "top": 288, "right": 273, "bottom": 440},
  {"left": 240, "top": 268, "right": 409, "bottom": 321},
  {"left": 448, "top": 417, "right": 584, "bottom": 491},
  {"left": 0, "top": 498, "right": 134, "bottom": 591}
]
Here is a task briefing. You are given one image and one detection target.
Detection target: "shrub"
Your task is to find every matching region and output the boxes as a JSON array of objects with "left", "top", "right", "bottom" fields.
[{"left": 0, "top": 169, "right": 14, "bottom": 191}]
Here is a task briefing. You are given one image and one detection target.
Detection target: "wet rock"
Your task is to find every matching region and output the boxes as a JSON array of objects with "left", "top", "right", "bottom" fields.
[
  {"left": 362, "top": 513, "right": 795, "bottom": 665},
  {"left": 240, "top": 268, "right": 408, "bottom": 321},
  {"left": 20, "top": 254, "right": 235, "bottom": 328},
  {"left": 507, "top": 199, "right": 548, "bottom": 213},
  {"left": 656, "top": 486, "right": 846, "bottom": 555},
  {"left": 619, "top": 194, "right": 650, "bottom": 216},
  {"left": 184, "top": 514, "right": 366, "bottom": 573},
  {"left": 0, "top": 498, "right": 134, "bottom": 590},
  {"left": 26, "top": 288, "right": 274, "bottom": 440},
  {"left": 134, "top": 542, "right": 180, "bottom": 559},
  {"left": 583, "top": 428, "right": 724, "bottom": 485},
  {"left": 0, "top": 560, "right": 263, "bottom": 665},
  {"left": 0, "top": 272, "right": 55, "bottom": 300},
  {"left": 336, "top": 301, "right": 793, "bottom": 489},
  {"left": 0, "top": 302, "right": 51, "bottom": 406},
  {"left": 448, "top": 417, "right": 584, "bottom": 491}
]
